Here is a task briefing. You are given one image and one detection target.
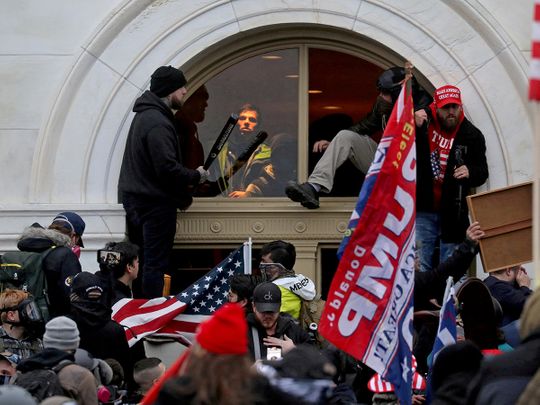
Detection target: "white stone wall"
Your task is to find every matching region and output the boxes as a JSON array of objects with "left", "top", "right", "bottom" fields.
[{"left": 0, "top": 0, "right": 536, "bottom": 272}]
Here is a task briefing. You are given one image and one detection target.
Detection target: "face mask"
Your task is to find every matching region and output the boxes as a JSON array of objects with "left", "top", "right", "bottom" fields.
[{"left": 1, "top": 299, "right": 45, "bottom": 337}]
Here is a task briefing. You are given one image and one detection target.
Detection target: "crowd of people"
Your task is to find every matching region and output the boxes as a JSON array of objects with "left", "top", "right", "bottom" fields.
[{"left": 0, "top": 64, "right": 536, "bottom": 404}]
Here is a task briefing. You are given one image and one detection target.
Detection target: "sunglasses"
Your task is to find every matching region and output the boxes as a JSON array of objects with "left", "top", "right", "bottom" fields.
[{"left": 239, "top": 115, "right": 257, "bottom": 123}]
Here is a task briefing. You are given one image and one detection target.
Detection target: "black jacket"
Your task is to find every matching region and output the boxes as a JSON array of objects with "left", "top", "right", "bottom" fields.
[
  {"left": 17, "top": 347, "right": 73, "bottom": 372},
  {"left": 414, "top": 238, "right": 478, "bottom": 311},
  {"left": 247, "top": 313, "right": 311, "bottom": 361},
  {"left": 466, "top": 330, "right": 540, "bottom": 405},
  {"left": 118, "top": 90, "right": 200, "bottom": 209},
  {"left": 416, "top": 115, "right": 488, "bottom": 242},
  {"left": 483, "top": 276, "right": 532, "bottom": 325},
  {"left": 68, "top": 301, "right": 133, "bottom": 387},
  {"left": 17, "top": 226, "right": 81, "bottom": 318}
]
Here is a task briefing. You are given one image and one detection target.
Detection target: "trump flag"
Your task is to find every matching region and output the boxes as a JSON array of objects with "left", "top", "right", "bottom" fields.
[
  {"left": 319, "top": 78, "right": 416, "bottom": 405},
  {"left": 112, "top": 242, "right": 251, "bottom": 347}
]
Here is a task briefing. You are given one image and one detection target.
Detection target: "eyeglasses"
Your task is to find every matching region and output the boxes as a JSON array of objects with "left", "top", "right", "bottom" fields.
[
  {"left": 239, "top": 115, "right": 257, "bottom": 123},
  {"left": 259, "top": 262, "right": 288, "bottom": 272}
]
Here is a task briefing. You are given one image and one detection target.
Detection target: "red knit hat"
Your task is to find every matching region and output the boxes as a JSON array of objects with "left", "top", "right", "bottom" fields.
[{"left": 195, "top": 303, "right": 248, "bottom": 355}]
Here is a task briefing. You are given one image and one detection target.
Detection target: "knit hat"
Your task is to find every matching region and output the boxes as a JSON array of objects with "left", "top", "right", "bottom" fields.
[
  {"left": 150, "top": 66, "right": 187, "bottom": 97},
  {"left": 43, "top": 316, "right": 80, "bottom": 351},
  {"left": 520, "top": 288, "right": 540, "bottom": 339},
  {"left": 253, "top": 282, "right": 281, "bottom": 313},
  {"left": 434, "top": 85, "right": 462, "bottom": 108},
  {"left": 195, "top": 303, "right": 248, "bottom": 355}
]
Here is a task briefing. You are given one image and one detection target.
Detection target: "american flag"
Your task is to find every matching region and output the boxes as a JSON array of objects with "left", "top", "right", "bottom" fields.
[
  {"left": 530, "top": 0, "right": 540, "bottom": 100},
  {"left": 112, "top": 242, "right": 251, "bottom": 347}
]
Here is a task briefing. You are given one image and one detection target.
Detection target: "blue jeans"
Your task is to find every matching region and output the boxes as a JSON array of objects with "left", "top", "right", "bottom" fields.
[{"left": 416, "top": 212, "right": 458, "bottom": 272}]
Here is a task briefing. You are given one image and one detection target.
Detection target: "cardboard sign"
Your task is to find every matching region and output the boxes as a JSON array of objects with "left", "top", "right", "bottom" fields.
[{"left": 466, "top": 182, "right": 532, "bottom": 272}]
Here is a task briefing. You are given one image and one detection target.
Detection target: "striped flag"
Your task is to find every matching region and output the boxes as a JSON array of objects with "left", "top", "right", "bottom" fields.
[
  {"left": 430, "top": 277, "right": 457, "bottom": 365},
  {"left": 530, "top": 0, "right": 540, "bottom": 100},
  {"left": 320, "top": 76, "right": 416, "bottom": 405},
  {"left": 112, "top": 242, "right": 251, "bottom": 347},
  {"left": 367, "top": 356, "right": 426, "bottom": 393}
]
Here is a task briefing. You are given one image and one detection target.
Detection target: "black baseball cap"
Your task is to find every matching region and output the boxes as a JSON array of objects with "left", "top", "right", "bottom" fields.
[{"left": 253, "top": 282, "right": 281, "bottom": 313}]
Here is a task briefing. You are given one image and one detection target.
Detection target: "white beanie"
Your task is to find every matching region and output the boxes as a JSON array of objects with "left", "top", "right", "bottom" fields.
[{"left": 43, "top": 316, "right": 80, "bottom": 351}]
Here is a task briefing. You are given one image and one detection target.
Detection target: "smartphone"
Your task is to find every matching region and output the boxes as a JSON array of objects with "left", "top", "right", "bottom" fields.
[{"left": 266, "top": 347, "right": 282, "bottom": 361}]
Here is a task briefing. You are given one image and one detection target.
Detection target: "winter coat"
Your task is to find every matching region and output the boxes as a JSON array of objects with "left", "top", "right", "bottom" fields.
[
  {"left": 416, "top": 115, "right": 488, "bottom": 243},
  {"left": 273, "top": 274, "right": 317, "bottom": 319},
  {"left": 17, "top": 347, "right": 98, "bottom": 405},
  {"left": 484, "top": 276, "right": 532, "bottom": 326},
  {"left": 414, "top": 237, "right": 478, "bottom": 311},
  {"left": 466, "top": 329, "right": 540, "bottom": 405},
  {"left": 68, "top": 300, "right": 133, "bottom": 388},
  {"left": 118, "top": 90, "right": 200, "bottom": 209},
  {"left": 16, "top": 225, "right": 81, "bottom": 318},
  {"left": 246, "top": 313, "right": 312, "bottom": 361}
]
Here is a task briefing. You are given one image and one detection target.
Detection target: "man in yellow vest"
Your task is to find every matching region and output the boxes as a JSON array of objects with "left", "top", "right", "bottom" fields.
[{"left": 259, "top": 240, "right": 316, "bottom": 319}]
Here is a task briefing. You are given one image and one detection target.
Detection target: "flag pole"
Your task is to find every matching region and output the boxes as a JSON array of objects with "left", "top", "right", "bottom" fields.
[{"left": 244, "top": 238, "right": 252, "bottom": 275}]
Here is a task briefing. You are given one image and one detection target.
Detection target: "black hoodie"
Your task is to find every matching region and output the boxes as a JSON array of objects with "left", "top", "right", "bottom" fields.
[{"left": 118, "top": 90, "right": 200, "bottom": 209}]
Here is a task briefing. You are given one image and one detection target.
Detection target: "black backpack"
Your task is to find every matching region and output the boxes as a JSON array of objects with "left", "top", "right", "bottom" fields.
[
  {"left": 0, "top": 248, "right": 54, "bottom": 321},
  {"left": 14, "top": 359, "right": 73, "bottom": 402}
]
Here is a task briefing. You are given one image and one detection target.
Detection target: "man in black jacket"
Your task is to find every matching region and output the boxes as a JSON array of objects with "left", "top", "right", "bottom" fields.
[
  {"left": 16, "top": 214, "right": 84, "bottom": 318},
  {"left": 483, "top": 265, "right": 532, "bottom": 326},
  {"left": 68, "top": 272, "right": 135, "bottom": 389},
  {"left": 415, "top": 85, "right": 488, "bottom": 272},
  {"left": 118, "top": 65, "right": 210, "bottom": 298},
  {"left": 247, "top": 282, "right": 311, "bottom": 361}
]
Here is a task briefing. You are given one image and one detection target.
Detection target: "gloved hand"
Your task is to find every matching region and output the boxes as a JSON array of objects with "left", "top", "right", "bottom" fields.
[{"left": 196, "top": 166, "right": 210, "bottom": 184}]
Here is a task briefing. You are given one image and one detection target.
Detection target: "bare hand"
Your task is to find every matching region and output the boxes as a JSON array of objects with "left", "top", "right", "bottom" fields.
[
  {"left": 412, "top": 394, "right": 426, "bottom": 405},
  {"left": 313, "top": 140, "right": 330, "bottom": 153},
  {"left": 516, "top": 267, "right": 531, "bottom": 288},
  {"left": 415, "top": 110, "right": 428, "bottom": 127},
  {"left": 454, "top": 165, "right": 469, "bottom": 179},
  {"left": 228, "top": 191, "right": 248, "bottom": 198},
  {"left": 263, "top": 334, "right": 295, "bottom": 354},
  {"left": 466, "top": 221, "right": 484, "bottom": 244}
]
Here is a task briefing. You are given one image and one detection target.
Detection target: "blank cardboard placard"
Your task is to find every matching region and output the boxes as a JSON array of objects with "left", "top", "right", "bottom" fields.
[{"left": 466, "top": 182, "right": 532, "bottom": 272}]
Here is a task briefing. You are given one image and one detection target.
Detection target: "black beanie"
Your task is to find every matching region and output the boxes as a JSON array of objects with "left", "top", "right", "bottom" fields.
[{"left": 150, "top": 66, "right": 187, "bottom": 97}]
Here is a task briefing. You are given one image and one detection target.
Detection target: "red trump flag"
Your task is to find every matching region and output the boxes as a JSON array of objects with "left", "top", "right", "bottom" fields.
[{"left": 319, "top": 78, "right": 416, "bottom": 405}]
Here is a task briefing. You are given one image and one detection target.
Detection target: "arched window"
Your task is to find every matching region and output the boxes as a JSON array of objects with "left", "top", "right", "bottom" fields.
[{"left": 179, "top": 45, "right": 386, "bottom": 200}]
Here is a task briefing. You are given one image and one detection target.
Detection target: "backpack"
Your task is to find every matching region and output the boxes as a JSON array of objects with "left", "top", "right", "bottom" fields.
[
  {"left": 0, "top": 248, "right": 53, "bottom": 321},
  {"left": 299, "top": 295, "right": 328, "bottom": 348},
  {"left": 14, "top": 359, "right": 73, "bottom": 402}
]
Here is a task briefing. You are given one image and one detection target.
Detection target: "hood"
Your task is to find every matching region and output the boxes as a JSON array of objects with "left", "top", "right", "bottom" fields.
[
  {"left": 17, "top": 348, "right": 73, "bottom": 372},
  {"left": 70, "top": 300, "right": 112, "bottom": 329},
  {"left": 273, "top": 274, "right": 316, "bottom": 301},
  {"left": 133, "top": 90, "right": 173, "bottom": 119},
  {"left": 17, "top": 226, "right": 72, "bottom": 252}
]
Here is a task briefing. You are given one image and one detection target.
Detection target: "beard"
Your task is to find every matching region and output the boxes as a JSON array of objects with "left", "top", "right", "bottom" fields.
[
  {"left": 441, "top": 116, "right": 458, "bottom": 131},
  {"left": 170, "top": 96, "right": 183, "bottom": 110}
]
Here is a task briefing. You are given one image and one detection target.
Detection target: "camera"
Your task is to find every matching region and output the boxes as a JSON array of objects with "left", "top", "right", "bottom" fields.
[
  {"left": 97, "top": 250, "right": 122, "bottom": 266},
  {"left": 266, "top": 347, "right": 282, "bottom": 361}
]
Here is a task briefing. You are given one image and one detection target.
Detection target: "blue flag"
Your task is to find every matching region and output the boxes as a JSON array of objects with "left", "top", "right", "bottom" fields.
[{"left": 426, "top": 277, "right": 457, "bottom": 403}]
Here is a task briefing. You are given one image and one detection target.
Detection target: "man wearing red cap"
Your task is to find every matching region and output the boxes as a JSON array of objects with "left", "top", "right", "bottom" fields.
[{"left": 415, "top": 85, "right": 488, "bottom": 272}]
